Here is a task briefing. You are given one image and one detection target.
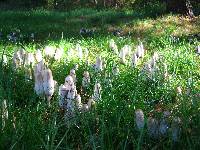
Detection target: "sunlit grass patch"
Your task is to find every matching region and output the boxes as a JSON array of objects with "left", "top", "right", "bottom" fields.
[{"left": 122, "top": 14, "right": 200, "bottom": 39}]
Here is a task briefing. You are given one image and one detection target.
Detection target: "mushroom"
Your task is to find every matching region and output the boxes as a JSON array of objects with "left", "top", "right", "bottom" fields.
[
  {"left": 54, "top": 47, "right": 64, "bottom": 61},
  {"left": 65, "top": 75, "right": 74, "bottom": 88},
  {"left": 75, "top": 94, "right": 82, "bottom": 110},
  {"left": 176, "top": 86, "right": 182, "bottom": 95},
  {"left": 147, "top": 117, "right": 159, "bottom": 139},
  {"left": 70, "top": 69, "right": 76, "bottom": 83},
  {"left": 24, "top": 52, "right": 35, "bottom": 67},
  {"left": 136, "top": 42, "right": 144, "bottom": 58},
  {"left": 34, "top": 61, "right": 45, "bottom": 96},
  {"left": 159, "top": 111, "right": 170, "bottom": 136},
  {"left": 95, "top": 56, "right": 103, "bottom": 72},
  {"left": 42, "top": 69, "right": 55, "bottom": 105},
  {"left": 87, "top": 97, "right": 96, "bottom": 109},
  {"left": 2, "top": 55, "right": 8, "bottom": 66},
  {"left": 80, "top": 97, "right": 95, "bottom": 112},
  {"left": 135, "top": 109, "right": 145, "bottom": 130},
  {"left": 171, "top": 117, "right": 181, "bottom": 142},
  {"left": 163, "top": 63, "right": 168, "bottom": 79},
  {"left": 112, "top": 64, "right": 119, "bottom": 76},
  {"left": 13, "top": 49, "right": 25, "bottom": 69},
  {"left": 119, "top": 45, "right": 132, "bottom": 64},
  {"left": 73, "top": 64, "right": 79, "bottom": 71},
  {"left": 1, "top": 99, "right": 8, "bottom": 129},
  {"left": 131, "top": 53, "right": 138, "bottom": 67},
  {"left": 35, "top": 49, "right": 43, "bottom": 62},
  {"left": 44, "top": 46, "right": 55, "bottom": 58},
  {"left": 82, "top": 71, "right": 90, "bottom": 88},
  {"left": 59, "top": 84, "right": 67, "bottom": 109},
  {"left": 92, "top": 82, "right": 102, "bottom": 101},
  {"left": 109, "top": 39, "right": 118, "bottom": 55},
  {"left": 76, "top": 44, "right": 83, "bottom": 59}
]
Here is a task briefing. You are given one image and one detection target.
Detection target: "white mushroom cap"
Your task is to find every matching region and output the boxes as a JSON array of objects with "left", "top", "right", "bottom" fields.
[
  {"left": 13, "top": 49, "right": 25, "bottom": 68},
  {"left": 109, "top": 39, "right": 118, "bottom": 54},
  {"left": 73, "top": 64, "right": 79, "bottom": 70},
  {"left": 2, "top": 99, "right": 8, "bottom": 119},
  {"left": 132, "top": 53, "right": 138, "bottom": 67},
  {"left": 2, "top": 55, "right": 8, "bottom": 65},
  {"left": 152, "top": 52, "right": 159, "bottom": 65},
  {"left": 87, "top": 98, "right": 95, "bottom": 108},
  {"left": 44, "top": 46, "right": 56, "bottom": 58},
  {"left": 95, "top": 82, "right": 101, "bottom": 90},
  {"left": 70, "top": 69, "right": 76, "bottom": 76},
  {"left": 92, "top": 82, "right": 102, "bottom": 101},
  {"left": 82, "top": 71, "right": 90, "bottom": 88},
  {"left": 65, "top": 75, "right": 73, "bottom": 84},
  {"left": 95, "top": 56, "right": 103, "bottom": 71},
  {"left": 42, "top": 69, "right": 55, "bottom": 103},
  {"left": 76, "top": 44, "right": 83, "bottom": 59},
  {"left": 24, "top": 52, "right": 35, "bottom": 66},
  {"left": 42, "top": 69, "right": 53, "bottom": 81},
  {"left": 176, "top": 86, "right": 182, "bottom": 95},
  {"left": 83, "top": 71, "right": 90, "bottom": 78},
  {"left": 76, "top": 94, "right": 82, "bottom": 104},
  {"left": 35, "top": 49, "right": 43, "bottom": 62},
  {"left": 54, "top": 47, "right": 64, "bottom": 60}
]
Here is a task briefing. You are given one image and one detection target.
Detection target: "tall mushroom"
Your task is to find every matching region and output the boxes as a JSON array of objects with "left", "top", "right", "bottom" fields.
[
  {"left": 135, "top": 109, "right": 145, "bottom": 130},
  {"left": 109, "top": 39, "right": 118, "bottom": 55},
  {"left": 42, "top": 69, "right": 55, "bottom": 106},
  {"left": 92, "top": 82, "right": 102, "bottom": 101},
  {"left": 82, "top": 71, "right": 90, "bottom": 88},
  {"left": 171, "top": 116, "right": 181, "bottom": 142}
]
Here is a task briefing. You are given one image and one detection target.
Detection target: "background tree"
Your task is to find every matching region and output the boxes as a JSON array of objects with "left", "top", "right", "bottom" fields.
[{"left": 165, "top": 0, "right": 195, "bottom": 18}]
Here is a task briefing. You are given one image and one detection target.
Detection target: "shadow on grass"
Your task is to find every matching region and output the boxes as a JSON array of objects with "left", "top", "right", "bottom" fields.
[
  {"left": 0, "top": 8, "right": 199, "bottom": 47},
  {"left": 0, "top": 7, "right": 169, "bottom": 42}
]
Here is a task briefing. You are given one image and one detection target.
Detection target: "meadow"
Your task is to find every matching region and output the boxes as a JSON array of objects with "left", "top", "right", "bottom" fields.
[{"left": 0, "top": 7, "right": 200, "bottom": 149}]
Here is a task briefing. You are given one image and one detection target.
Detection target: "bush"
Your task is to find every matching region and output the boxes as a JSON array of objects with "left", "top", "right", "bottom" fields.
[{"left": 2, "top": 0, "right": 46, "bottom": 9}]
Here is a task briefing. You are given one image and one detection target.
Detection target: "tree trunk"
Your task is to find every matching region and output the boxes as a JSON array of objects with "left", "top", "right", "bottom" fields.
[
  {"left": 165, "top": 0, "right": 195, "bottom": 18},
  {"left": 186, "top": 0, "right": 195, "bottom": 18}
]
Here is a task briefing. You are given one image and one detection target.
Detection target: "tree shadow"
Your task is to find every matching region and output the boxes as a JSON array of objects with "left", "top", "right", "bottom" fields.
[
  {"left": 0, "top": 7, "right": 199, "bottom": 47},
  {"left": 0, "top": 8, "right": 169, "bottom": 43}
]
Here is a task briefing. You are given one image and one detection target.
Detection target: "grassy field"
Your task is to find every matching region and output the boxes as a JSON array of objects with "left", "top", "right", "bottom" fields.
[{"left": 0, "top": 8, "right": 200, "bottom": 149}]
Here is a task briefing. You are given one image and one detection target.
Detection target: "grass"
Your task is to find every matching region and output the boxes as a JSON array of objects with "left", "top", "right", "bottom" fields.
[{"left": 0, "top": 7, "right": 200, "bottom": 149}]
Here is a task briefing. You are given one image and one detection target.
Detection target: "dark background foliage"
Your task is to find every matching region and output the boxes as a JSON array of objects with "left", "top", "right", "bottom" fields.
[{"left": 0, "top": 0, "right": 199, "bottom": 15}]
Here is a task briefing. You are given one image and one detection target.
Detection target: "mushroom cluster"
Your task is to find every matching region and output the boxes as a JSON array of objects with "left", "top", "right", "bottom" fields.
[
  {"left": 12, "top": 46, "right": 63, "bottom": 105},
  {"left": 34, "top": 61, "right": 56, "bottom": 105},
  {"left": 59, "top": 68, "right": 97, "bottom": 119},
  {"left": 109, "top": 39, "right": 145, "bottom": 66},
  {"left": 135, "top": 109, "right": 181, "bottom": 142},
  {"left": 143, "top": 52, "right": 159, "bottom": 79},
  {"left": 44, "top": 46, "right": 64, "bottom": 61},
  {"left": 13, "top": 48, "right": 35, "bottom": 80},
  {"left": 131, "top": 42, "right": 145, "bottom": 67},
  {"left": 119, "top": 45, "right": 132, "bottom": 64}
]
